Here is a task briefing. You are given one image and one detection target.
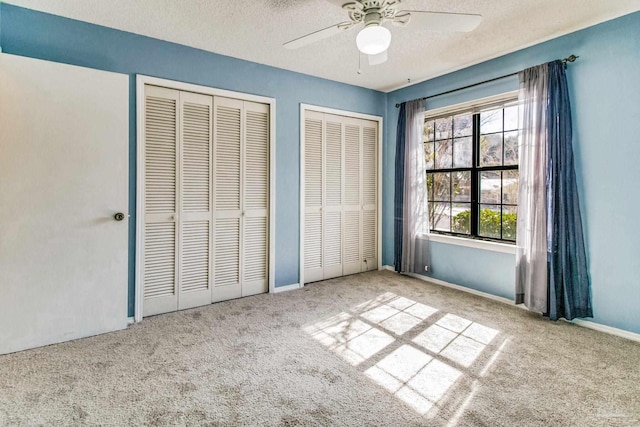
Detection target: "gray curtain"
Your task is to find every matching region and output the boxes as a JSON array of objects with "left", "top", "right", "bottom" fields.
[
  {"left": 516, "top": 64, "right": 549, "bottom": 313},
  {"left": 394, "top": 99, "right": 427, "bottom": 273}
]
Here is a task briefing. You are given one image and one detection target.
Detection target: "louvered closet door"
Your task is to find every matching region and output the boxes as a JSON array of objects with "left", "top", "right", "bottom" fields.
[
  {"left": 323, "top": 114, "right": 343, "bottom": 280},
  {"left": 213, "top": 97, "right": 243, "bottom": 302},
  {"left": 242, "top": 101, "right": 269, "bottom": 297},
  {"left": 178, "top": 91, "right": 213, "bottom": 309},
  {"left": 361, "top": 120, "right": 378, "bottom": 271},
  {"left": 143, "top": 85, "right": 180, "bottom": 316},
  {"left": 303, "top": 111, "right": 324, "bottom": 284},
  {"left": 342, "top": 117, "right": 362, "bottom": 276}
]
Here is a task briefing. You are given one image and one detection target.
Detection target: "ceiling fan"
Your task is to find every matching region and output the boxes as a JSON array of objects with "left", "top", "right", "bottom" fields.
[{"left": 283, "top": 0, "right": 482, "bottom": 65}]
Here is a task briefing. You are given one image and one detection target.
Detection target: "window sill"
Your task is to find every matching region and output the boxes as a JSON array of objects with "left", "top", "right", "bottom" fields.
[{"left": 422, "top": 233, "right": 516, "bottom": 255}]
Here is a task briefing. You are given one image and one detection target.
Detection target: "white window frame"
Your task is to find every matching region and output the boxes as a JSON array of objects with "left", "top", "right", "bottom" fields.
[{"left": 422, "top": 91, "right": 519, "bottom": 255}]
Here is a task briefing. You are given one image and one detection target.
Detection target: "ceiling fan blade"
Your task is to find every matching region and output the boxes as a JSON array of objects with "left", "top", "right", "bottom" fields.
[
  {"left": 368, "top": 50, "right": 388, "bottom": 66},
  {"left": 283, "top": 21, "right": 357, "bottom": 50},
  {"left": 396, "top": 11, "right": 481, "bottom": 32},
  {"left": 325, "top": 0, "right": 358, "bottom": 8}
]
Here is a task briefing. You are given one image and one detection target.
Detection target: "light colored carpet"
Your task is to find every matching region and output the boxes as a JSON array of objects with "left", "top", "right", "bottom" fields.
[{"left": 0, "top": 270, "right": 638, "bottom": 426}]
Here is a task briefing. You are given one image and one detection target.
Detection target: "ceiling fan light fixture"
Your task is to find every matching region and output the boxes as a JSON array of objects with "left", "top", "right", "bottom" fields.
[{"left": 356, "top": 25, "right": 391, "bottom": 55}]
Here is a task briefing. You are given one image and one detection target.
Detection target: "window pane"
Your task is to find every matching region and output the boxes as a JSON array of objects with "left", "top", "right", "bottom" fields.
[
  {"left": 453, "top": 113, "right": 473, "bottom": 137},
  {"left": 435, "top": 117, "right": 453, "bottom": 140},
  {"left": 480, "top": 133, "right": 503, "bottom": 166},
  {"left": 504, "top": 131, "right": 519, "bottom": 165},
  {"left": 451, "top": 203, "right": 471, "bottom": 234},
  {"left": 425, "top": 120, "right": 435, "bottom": 142},
  {"left": 480, "top": 171, "right": 501, "bottom": 204},
  {"left": 435, "top": 139, "right": 453, "bottom": 168},
  {"left": 432, "top": 202, "right": 451, "bottom": 232},
  {"left": 453, "top": 136, "right": 472, "bottom": 168},
  {"left": 480, "top": 109, "right": 503, "bottom": 134},
  {"left": 504, "top": 106, "right": 519, "bottom": 131},
  {"left": 502, "top": 205, "right": 517, "bottom": 241},
  {"left": 425, "top": 142, "right": 435, "bottom": 170},
  {"left": 429, "top": 201, "right": 435, "bottom": 229},
  {"left": 426, "top": 173, "right": 433, "bottom": 201},
  {"left": 479, "top": 205, "right": 501, "bottom": 239},
  {"left": 502, "top": 170, "right": 519, "bottom": 205},
  {"left": 452, "top": 171, "right": 471, "bottom": 202},
  {"left": 432, "top": 172, "right": 450, "bottom": 201}
]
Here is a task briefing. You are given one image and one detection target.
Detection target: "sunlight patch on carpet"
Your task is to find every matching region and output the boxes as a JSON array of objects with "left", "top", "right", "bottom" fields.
[
  {"left": 304, "top": 312, "right": 395, "bottom": 366},
  {"left": 304, "top": 292, "right": 503, "bottom": 417}
]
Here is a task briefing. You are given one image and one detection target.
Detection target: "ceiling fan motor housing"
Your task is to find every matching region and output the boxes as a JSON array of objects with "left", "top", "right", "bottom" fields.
[
  {"left": 345, "top": 0, "right": 399, "bottom": 25},
  {"left": 364, "top": 11, "right": 382, "bottom": 27}
]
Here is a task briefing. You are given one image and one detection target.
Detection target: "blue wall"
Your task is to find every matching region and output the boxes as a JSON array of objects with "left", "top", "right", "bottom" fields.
[
  {"left": 385, "top": 12, "right": 640, "bottom": 334},
  {"left": 0, "top": 4, "right": 386, "bottom": 316}
]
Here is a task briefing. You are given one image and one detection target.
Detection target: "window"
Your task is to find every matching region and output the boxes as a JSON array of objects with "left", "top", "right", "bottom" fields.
[{"left": 424, "top": 101, "right": 519, "bottom": 242}]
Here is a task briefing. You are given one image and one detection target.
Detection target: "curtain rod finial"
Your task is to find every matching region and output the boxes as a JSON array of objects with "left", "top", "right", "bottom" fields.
[{"left": 561, "top": 54, "right": 578, "bottom": 69}]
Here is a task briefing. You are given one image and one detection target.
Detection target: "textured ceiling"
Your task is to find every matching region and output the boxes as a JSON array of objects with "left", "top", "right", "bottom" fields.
[{"left": 8, "top": 0, "right": 640, "bottom": 92}]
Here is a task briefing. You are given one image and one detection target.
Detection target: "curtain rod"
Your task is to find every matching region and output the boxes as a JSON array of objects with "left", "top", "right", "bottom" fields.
[{"left": 394, "top": 54, "right": 579, "bottom": 108}]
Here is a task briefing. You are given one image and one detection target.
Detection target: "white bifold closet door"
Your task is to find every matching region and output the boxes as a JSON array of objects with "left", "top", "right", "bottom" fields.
[
  {"left": 303, "top": 111, "right": 324, "bottom": 283},
  {"left": 342, "top": 117, "right": 362, "bottom": 276},
  {"left": 323, "top": 115, "right": 344, "bottom": 280},
  {"left": 142, "top": 86, "right": 268, "bottom": 316},
  {"left": 143, "top": 86, "right": 213, "bottom": 317},
  {"left": 303, "top": 111, "right": 378, "bottom": 284},
  {"left": 213, "top": 97, "right": 269, "bottom": 303},
  {"left": 361, "top": 121, "right": 378, "bottom": 272}
]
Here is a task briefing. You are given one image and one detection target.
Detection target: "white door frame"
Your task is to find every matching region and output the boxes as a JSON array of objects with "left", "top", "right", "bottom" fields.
[
  {"left": 299, "top": 104, "right": 383, "bottom": 287},
  {"left": 135, "top": 75, "right": 276, "bottom": 322}
]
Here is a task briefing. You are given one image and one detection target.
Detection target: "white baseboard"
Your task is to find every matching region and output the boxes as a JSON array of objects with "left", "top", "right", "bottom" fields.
[
  {"left": 570, "top": 319, "right": 640, "bottom": 343},
  {"left": 382, "top": 265, "right": 640, "bottom": 343},
  {"left": 383, "top": 265, "right": 516, "bottom": 306},
  {"left": 273, "top": 283, "right": 300, "bottom": 294}
]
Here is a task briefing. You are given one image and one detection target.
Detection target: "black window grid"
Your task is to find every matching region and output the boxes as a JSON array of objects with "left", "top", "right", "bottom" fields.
[{"left": 424, "top": 104, "right": 519, "bottom": 243}]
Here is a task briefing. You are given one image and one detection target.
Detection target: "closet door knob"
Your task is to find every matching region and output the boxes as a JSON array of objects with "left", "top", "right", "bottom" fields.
[{"left": 114, "top": 212, "right": 126, "bottom": 221}]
